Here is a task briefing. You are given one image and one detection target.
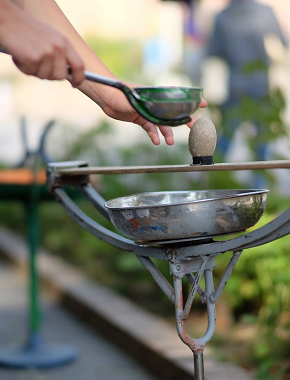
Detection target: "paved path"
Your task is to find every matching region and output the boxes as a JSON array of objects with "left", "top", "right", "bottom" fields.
[{"left": 0, "top": 260, "right": 159, "bottom": 380}]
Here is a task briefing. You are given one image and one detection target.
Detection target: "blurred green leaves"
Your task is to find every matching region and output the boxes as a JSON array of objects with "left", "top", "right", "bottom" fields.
[
  {"left": 84, "top": 34, "right": 143, "bottom": 81},
  {"left": 223, "top": 89, "right": 287, "bottom": 150}
]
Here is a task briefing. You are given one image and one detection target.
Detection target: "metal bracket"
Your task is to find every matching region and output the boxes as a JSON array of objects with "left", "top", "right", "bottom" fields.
[
  {"left": 173, "top": 267, "right": 216, "bottom": 353},
  {"left": 137, "top": 255, "right": 175, "bottom": 303},
  {"left": 210, "top": 250, "right": 242, "bottom": 303},
  {"left": 170, "top": 256, "right": 215, "bottom": 278},
  {"left": 46, "top": 161, "right": 90, "bottom": 193},
  {"left": 171, "top": 251, "right": 242, "bottom": 351}
]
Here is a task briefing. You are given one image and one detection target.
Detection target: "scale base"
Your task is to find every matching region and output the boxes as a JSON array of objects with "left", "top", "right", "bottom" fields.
[{"left": 0, "top": 333, "right": 78, "bottom": 369}]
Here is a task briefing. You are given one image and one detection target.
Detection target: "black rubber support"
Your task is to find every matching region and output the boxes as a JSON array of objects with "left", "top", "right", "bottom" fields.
[{"left": 191, "top": 156, "right": 214, "bottom": 165}]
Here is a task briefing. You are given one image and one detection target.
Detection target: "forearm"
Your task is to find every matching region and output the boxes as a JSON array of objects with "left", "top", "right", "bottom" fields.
[
  {"left": 0, "top": 0, "right": 16, "bottom": 22},
  {"left": 0, "top": 0, "right": 22, "bottom": 39},
  {"left": 11, "top": 0, "right": 116, "bottom": 108}
]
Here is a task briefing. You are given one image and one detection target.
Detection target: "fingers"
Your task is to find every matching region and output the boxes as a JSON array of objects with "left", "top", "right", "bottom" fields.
[
  {"left": 12, "top": 41, "right": 84, "bottom": 85},
  {"left": 158, "top": 126, "right": 174, "bottom": 145},
  {"left": 10, "top": 25, "right": 84, "bottom": 84},
  {"left": 184, "top": 98, "right": 207, "bottom": 128},
  {"left": 12, "top": 54, "right": 41, "bottom": 76},
  {"left": 199, "top": 98, "right": 208, "bottom": 108},
  {"left": 186, "top": 118, "right": 195, "bottom": 128},
  {"left": 139, "top": 120, "right": 161, "bottom": 145},
  {"left": 134, "top": 116, "right": 175, "bottom": 146},
  {"left": 36, "top": 53, "right": 54, "bottom": 79},
  {"left": 51, "top": 52, "right": 67, "bottom": 81},
  {"left": 65, "top": 42, "right": 85, "bottom": 87}
]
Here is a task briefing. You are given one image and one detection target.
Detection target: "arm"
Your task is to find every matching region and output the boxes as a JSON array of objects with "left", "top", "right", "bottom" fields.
[
  {"left": 8, "top": 0, "right": 207, "bottom": 145},
  {"left": 11, "top": 0, "right": 116, "bottom": 109},
  {"left": 0, "top": 0, "right": 84, "bottom": 86}
]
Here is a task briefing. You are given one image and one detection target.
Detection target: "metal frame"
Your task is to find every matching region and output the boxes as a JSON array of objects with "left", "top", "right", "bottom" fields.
[{"left": 46, "top": 163, "right": 290, "bottom": 380}]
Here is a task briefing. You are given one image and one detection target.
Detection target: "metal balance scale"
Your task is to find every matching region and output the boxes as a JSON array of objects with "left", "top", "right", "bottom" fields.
[
  {"left": 46, "top": 118, "right": 290, "bottom": 380},
  {"left": 2, "top": 45, "right": 289, "bottom": 376}
]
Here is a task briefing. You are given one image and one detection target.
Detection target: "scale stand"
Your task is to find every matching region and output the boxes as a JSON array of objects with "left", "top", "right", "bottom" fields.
[
  {"left": 46, "top": 157, "right": 290, "bottom": 379},
  {"left": 0, "top": 119, "right": 77, "bottom": 368},
  {"left": 170, "top": 253, "right": 241, "bottom": 380}
]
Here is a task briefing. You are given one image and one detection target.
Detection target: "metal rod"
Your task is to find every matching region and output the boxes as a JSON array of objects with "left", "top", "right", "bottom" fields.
[
  {"left": 137, "top": 255, "right": 175, "bottom": 303},
  {"left": 75, "top": 184, "right": 110, "bottom": 220},
  {"left": 173, "top": 268, "right": 216, "bottom": 351},
  {"left": 186, "top": 273, "right": 206, "bottom": 303},
  {"left": 194, "top": 352, "right": 205, "bottom": 380},
  {"left": 26, "top": 200, "right": 40, "bottom": 333},
  {"left": 25, "top": 151, "right": 43, "bottom": 334},
  {"left": 203, "top": 269, "right": 216, "bottom": 345},
  {"left": 210, "top": 251, "right": 242, "bottom": 303},
  {"left": 182, "top": 257, "right": 209, "bottom": 319},
  {"left": 56, "top": 160, "right": 290, "bottom": 176},
  {"left": 174, "top": 276, "right": 193, "bottom": 347},
  {"left": 245, "top": 221, "right": 290, "bottom": 249}
]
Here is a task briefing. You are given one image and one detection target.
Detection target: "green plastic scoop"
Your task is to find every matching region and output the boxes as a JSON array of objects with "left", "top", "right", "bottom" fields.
[{"left": 0, "top": 47, "right": 202, "bottom": 126}]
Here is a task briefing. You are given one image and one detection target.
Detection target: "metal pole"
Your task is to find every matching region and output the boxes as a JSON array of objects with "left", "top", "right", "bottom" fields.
[
  {"left": 210, "top": 250, "right": 242, "bottom": 303},
  {"left": 194, "top": 352, "right": 204, "bottom": 380},
  {"left": 26, "top": 187, "right": 40, "bottom": 334},
  {"left": 182, "top": 257, "right": 209, "bottom": 319},
  {"left": 137, "top": 255, "right": 175, "bottom": 303}
]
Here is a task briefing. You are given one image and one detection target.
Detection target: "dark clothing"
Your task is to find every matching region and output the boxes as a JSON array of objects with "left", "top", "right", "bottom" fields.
[{"left": 208, "top": 0, "right": 288, "bottom": 102}]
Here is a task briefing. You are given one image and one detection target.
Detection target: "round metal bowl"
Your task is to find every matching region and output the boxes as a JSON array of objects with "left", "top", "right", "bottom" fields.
[
  {"left": 105, "top": 189, "right": 268, "bottom": 242},
  {"left": 133, "top": 86, "right": 202, "bottom": 121}
]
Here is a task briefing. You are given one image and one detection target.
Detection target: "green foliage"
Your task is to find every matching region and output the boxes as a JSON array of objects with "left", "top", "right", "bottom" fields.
[
  {"left": 224, "top": 89, "right": 287, "bottom": 150},
  {"left": 209, "top": 78, "right": 288, "bottom": 168},
  {"left": 220, "top": 214, "right": 290, "bottom": 322},
  {"left": 242, "top": 59, "right": 269, "bottom": 75},
  {"left": 256, "top": 359, "right": 288, "bottom": 380},
  {"left": 237, "top": 61, "right": 287, "bottom": 150},
  {"left": 214, "top": 211, "right": 290, "bottom": 376}
]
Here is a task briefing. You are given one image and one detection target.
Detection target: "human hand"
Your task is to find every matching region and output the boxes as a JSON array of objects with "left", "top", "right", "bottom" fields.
[
  {"left": 0, "top": 3, "right": 84, "bottom": 87},
  {"left": 101, "top": 89, "right": 208, "bottom": 145}
]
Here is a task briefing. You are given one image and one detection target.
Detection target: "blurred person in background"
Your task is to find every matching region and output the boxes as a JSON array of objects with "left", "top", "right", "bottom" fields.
[
  {"left": 207, "top": 0, "right": 288, "bottom": 159},
  {"left": 0, "top": 0, "right": 207, "bottom": 146}
]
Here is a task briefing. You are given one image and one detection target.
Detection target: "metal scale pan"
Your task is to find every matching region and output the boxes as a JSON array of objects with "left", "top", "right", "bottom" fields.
[{"left": 105, "top": 189, "right": 268, "bottom": 243}]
